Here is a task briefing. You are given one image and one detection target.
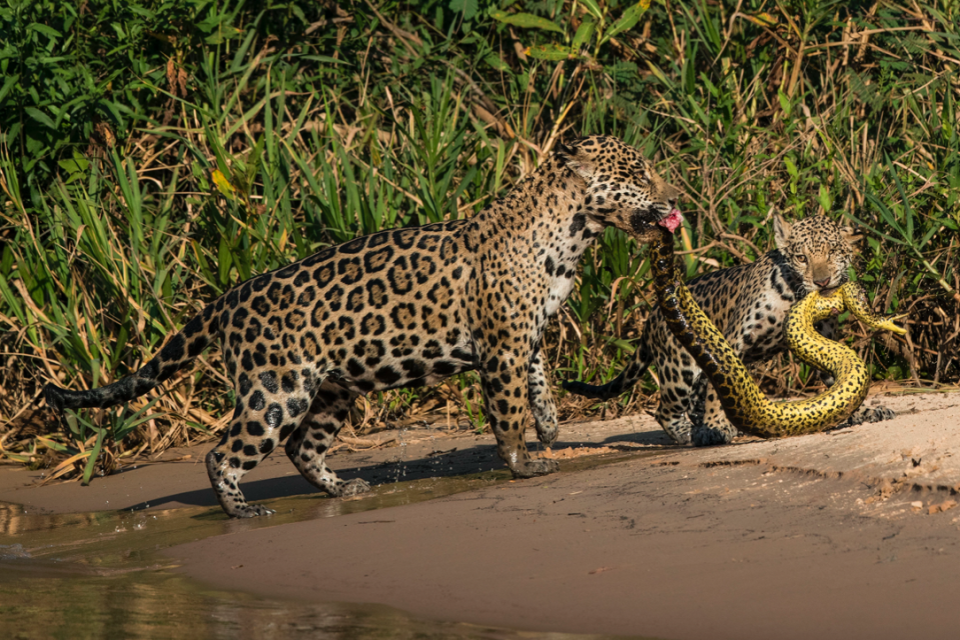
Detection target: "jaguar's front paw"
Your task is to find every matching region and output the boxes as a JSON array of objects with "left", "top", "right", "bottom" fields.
[
  {"left": 536, "top": 424, "right": 559, "bottom": 447},
  {"left": 336, "top": 478, "right": 372, "bottom": 497}
]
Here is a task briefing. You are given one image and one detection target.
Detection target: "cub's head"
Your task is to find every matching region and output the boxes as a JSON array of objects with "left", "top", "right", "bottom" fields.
[
  {"left": 556, "top": 136, "right": 682, "bottom": 242},
  {"left": 773, "top": 214, "right": 857, "bottom": 293}
]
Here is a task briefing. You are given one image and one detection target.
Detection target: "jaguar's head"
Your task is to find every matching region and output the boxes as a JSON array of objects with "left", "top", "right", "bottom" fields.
[{"left": 556, "top": 135, "right": 683, "bottom": 242}]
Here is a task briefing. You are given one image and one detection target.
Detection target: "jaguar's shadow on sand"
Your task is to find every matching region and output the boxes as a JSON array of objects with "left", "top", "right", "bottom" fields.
[{"left": 124, "top": 426, "right": 672, "bottom": 511}]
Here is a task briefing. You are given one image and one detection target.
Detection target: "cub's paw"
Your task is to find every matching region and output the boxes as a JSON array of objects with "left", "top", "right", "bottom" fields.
[
  {"left": 336, "top": 478, "right": 372, "bottom": 498},
  {"left": 846, "top": 406, "right": 896, "bottom": 426},
  {"left": 663, "top": 419, "right": 694, "bottom": 446},
  {"left": 512, "top": 458, "right": 560, "bottom": 478},
  {"left": 692, "top": 425, "right": 736, "bottom": 447}
]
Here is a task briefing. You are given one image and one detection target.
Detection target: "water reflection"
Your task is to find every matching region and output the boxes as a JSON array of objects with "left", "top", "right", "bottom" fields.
[
  {"left": 0, "top": 472, "right": 513, "bottom": 566},
  {"left": 0, "top": 452, "right": 654, "bottom": 640},
  {"left": 1, "top": 562, "right": 623, "bottom": 639}
]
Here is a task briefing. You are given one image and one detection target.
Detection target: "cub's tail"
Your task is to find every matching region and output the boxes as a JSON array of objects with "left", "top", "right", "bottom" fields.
[
  {"left": 44, "top": 305, "right": 219, "bottom": 411},
  {"left": 561, "top": 349, "right": 654, "bottom": 401}
]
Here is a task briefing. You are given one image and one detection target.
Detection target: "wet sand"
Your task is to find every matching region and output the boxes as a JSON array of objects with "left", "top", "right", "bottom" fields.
[{"left": 3, "top": 390, "right": 959, "bottom": 639}]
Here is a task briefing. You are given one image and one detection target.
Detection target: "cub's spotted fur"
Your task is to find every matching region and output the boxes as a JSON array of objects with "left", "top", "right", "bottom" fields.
[
  {"left": 44, "top": 136, "right": 680, "bottom": 517},
  {"left": 564, "top": 215, "right": 894, "bottom": 446}
]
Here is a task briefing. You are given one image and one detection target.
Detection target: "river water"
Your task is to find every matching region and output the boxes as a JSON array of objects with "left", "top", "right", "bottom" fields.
[{"left": 0, "top": 462, "right": 644, "bottom": 639}]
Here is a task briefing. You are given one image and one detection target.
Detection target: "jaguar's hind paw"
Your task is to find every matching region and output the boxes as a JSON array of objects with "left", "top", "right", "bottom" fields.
[
  {"left": 227, "top": 503, "right": 276, "bottom": 518},
  {"left": 512, "top": 458, "right": 560, "bottom": 478}
]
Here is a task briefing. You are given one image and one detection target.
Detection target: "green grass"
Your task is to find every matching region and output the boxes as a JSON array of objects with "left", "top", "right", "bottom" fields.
[{"left": 1, "top": 0, "right": 958, "bottom": 473}]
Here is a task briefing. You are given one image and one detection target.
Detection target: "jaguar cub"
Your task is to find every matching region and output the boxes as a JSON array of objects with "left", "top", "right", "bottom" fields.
[
  {"left": 45, "top": 135, "right": 681, "bottom": 517},
  {"left": 564, "top": 215, "right": 894, "bottom": 446}
]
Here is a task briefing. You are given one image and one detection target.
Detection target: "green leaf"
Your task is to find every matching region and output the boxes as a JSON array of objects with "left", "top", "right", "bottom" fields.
[
  {"left": 218, "top": 237, "right": 233, "bottom": 286},
  {"left": 525, "top": 43, "right": 577, "bottom": 60},
  {"left": 449, "top": 0, "right": 478, "bottom": 22},
  {"left": 778, "top": 89, "right": 791, "bottom": 116},
  {"left": 885, "top": 152, "right": 914, "bottom": 244},
  {"left": 290, "top": 3, "right": 306, "bottom": 23},
  {"left": 28, "top": 23, "right": 62, "bottom": 39},
  {"left": 858, "top": 196, "right": 906, "bottom": 242},
  {"left": 25, "top": 107, "right": 56, "bottom": 130},
  {"left": 491, "top": 11, "right": 564, "bottom": 34},
  {"left": 603, "top": 1, "right": 650, "bottom": 42},
  {"left": 483, "top": 52, "right": 510, "bottom": 72},
  {"left": 301, "top": 55, "right": 345, "bottom": 65},
  {"left": 129, "top": 6, "right": 155, "bottom": 19},
  {"left": 817, "top": 185, "right": 832, "bottom": 211},
  {"left": 580, "top": 0, "right": 604, "bottom": 21},
  {"left": 81, "top": 428, "right": 105, "bottom": 486},
  {"left": 58, "top": 159, "right": 80, "bottom": 173},
  {"left": 572, "top": 19, "right": 596, "bottom": 51},
  {"left": 784, "top": 157, "right": 798, "bottom": 180},
  {"left": 243, "top": 136, "right": 265, "bottom": 197},
  {"left": 66, "top": 151, "right": 90, "bottom": 176},
  {"left": 0, "top": 74, "right": 18, "bottom": 104}
]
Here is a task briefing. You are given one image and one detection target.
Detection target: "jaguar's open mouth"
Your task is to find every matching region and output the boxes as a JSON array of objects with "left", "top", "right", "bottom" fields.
[
  {"left": 657, "top": 208, "right": 684, "bottom": 234},
  {"left": 630, "top": 207, "right": 684, "bottom": 237}
]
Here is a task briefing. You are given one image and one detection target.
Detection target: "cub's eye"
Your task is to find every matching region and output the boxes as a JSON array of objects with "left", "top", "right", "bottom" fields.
[{"left": 796, "top": 255, "right": 808, "bottom": 264}]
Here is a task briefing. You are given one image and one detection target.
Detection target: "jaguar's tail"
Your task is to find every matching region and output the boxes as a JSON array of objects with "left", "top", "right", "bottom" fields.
[{"left": 44, "top": 305, "right": 219, "bottom": 411}]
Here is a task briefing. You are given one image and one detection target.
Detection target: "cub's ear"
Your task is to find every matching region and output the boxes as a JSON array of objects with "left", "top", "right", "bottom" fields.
[
  {"left": 840, "top": 224, "right": 862, "bottom": 246},
  {"left": 772, "top": 213, "right": 792, "bottom": 250},
  {"left": 555, "top": 138, "right": 595, "bottom": 181}
]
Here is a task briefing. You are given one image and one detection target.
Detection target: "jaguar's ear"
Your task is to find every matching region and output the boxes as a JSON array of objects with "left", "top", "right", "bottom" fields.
[
  {"left": 772, "top": 213, "right": 792, "bottom": 249},
  {"left": 555, "top": 138, "right": 595, "bottom": 181},
  {"left": 554, "top": 140, "right": 576, "bottom": 158}
]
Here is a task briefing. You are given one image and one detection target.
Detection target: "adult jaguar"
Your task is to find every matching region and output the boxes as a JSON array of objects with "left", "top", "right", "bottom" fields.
[
  {"left": 44, "top": 135, "right": 681, "bottom": 517},
  {"left": 564, "top": 215, "right": 894, "bottom": 446}
]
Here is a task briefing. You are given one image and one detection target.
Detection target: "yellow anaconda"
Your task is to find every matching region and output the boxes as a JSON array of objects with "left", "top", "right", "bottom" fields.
[{"left": 648, "top": 223, "right": 906, "bottom": 438}]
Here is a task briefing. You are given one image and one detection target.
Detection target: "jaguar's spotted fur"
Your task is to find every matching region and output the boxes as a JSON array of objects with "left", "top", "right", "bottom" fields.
[
  {"left": 44, "top": 135, "right": 680, "bottom": 517},
  {"left": 564, "top": 215, "right": 895, "bottom": 446}
]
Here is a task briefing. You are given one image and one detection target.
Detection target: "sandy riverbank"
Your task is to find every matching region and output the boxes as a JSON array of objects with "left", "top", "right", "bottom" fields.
[{"left": 2, "top": 390, "right": 958, "bottom": 639}]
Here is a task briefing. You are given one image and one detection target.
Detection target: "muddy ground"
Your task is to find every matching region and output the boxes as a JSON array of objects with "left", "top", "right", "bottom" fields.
[{"left": 1, "top": 389, "right": 959, "bottom": 639}]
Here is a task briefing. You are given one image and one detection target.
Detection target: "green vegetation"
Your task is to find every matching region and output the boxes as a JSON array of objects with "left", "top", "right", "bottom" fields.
[{"left": 1, "top": 0, "right": 958, "bottom": 474}]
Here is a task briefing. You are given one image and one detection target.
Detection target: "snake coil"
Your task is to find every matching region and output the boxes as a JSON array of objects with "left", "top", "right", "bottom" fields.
[{"left": 649, "top": 226, "right": 906, "bottom": 438}]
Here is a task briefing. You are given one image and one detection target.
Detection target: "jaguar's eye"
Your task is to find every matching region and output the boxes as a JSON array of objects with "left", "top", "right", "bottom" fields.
[{"left": 796, "top": 255, "right": 808, "bottom": 264}]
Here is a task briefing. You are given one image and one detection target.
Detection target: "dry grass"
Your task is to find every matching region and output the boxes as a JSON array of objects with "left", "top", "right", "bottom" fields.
[{"left": 0, "top": 0, "right": 957, "bottom": 477}]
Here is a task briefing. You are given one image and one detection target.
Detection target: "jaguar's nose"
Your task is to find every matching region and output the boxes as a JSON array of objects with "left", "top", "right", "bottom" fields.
[{"left": 814, "top": 278, "right": 831, "bottom": 288}]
